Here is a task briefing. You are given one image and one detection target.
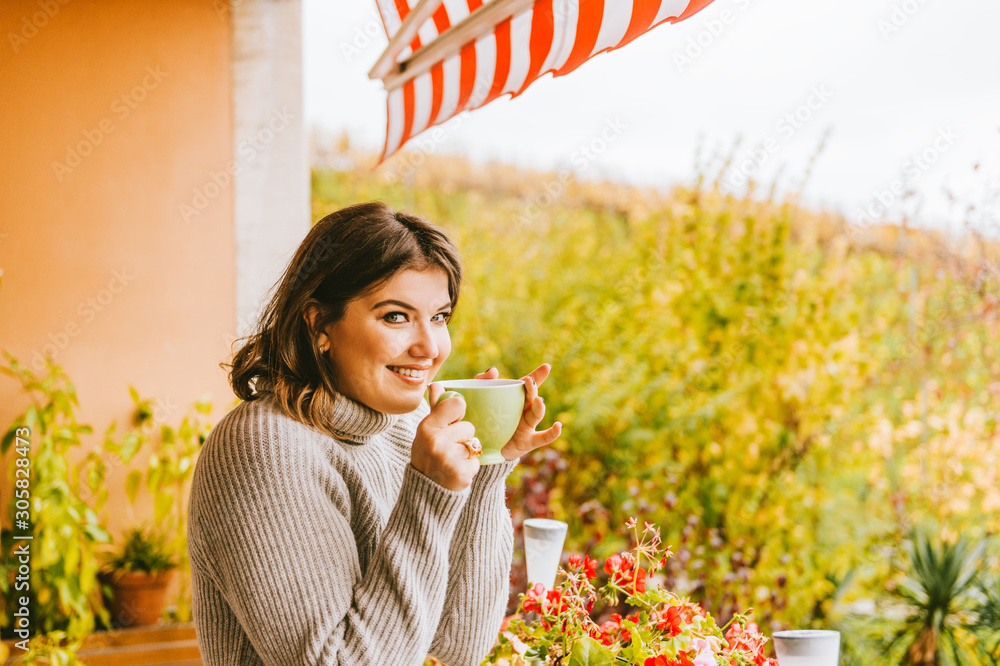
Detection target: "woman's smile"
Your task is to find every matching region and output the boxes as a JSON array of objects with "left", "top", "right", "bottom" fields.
[
  {"left": 387, "top": 365, "right": 431, "bottom": 382},
  {"left": 323, "top": 267, "right": 453, "bottom": 414}
]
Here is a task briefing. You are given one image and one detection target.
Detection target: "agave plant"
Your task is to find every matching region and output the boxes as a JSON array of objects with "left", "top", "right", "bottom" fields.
[
  {"left": 882, "top": 532, "right": 987, "bottom": 666},
  {"left": 971, "top": 572, "right": 1000, "bottom": 662}
]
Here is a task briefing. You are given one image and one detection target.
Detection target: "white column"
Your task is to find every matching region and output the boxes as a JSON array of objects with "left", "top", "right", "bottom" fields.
[{"left": 232, "top": 0, "right": 309, "bottom": 338}]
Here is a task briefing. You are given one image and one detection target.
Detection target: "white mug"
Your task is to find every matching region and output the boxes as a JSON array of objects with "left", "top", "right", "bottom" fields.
[
  {"left": 773, "top": 630, "right": 840, "bottom": 666},
  {"left": 523, "top": 518, "right": 567, "bottom": 591}
]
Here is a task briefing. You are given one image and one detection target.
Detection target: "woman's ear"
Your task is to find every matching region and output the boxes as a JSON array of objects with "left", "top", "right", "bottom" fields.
[
  {"left": 302, "top": 299, "right": 319, "bottom": 330},
  {"left": 302, "top": 300, "right": 330, "bottom": 353}
]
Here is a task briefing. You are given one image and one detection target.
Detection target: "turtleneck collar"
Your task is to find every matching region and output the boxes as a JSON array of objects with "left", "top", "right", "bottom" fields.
[{"left": 328, "top": 389, "right": 400, "bottom": 445}]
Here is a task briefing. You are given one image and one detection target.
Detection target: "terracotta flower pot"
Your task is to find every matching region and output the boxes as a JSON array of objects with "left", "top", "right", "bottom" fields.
[{"left": 98, "top": 569, "right": 176, "bottom": 627}]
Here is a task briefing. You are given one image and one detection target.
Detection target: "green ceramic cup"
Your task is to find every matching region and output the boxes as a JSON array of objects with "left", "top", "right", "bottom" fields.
[{"left": 428, "top": 378, "right": 526, "bottom": 465}]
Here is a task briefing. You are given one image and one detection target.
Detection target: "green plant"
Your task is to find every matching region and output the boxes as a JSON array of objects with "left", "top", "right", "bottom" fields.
[
  {"left": 93, "top": 386, "right": 212, "bottom": 621},
  {"left": 874, "top": 532, "right": 990, "bottom": 665},
  {"left": 310, "top": 152, "right": 1000, "bottom": 648},
  {"left": 0, "top": 352, "right": 111, "bottom": 645},
  {"left": 0, "top": 631, "right": 86, "bottom": 665},
  {"left": 970, "top": 570, "right": 1000, "bottom": 662},
  {"left": 104, "top": 525, "right": 177, "bottom": 574},
  {"left": 486, "top": 517, "right": 776, "bottom": 666}
]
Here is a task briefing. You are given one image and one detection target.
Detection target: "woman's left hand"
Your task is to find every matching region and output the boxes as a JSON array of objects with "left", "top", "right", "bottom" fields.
[{"left": 474, "top": 363, "right": 563, "bottom": 461}]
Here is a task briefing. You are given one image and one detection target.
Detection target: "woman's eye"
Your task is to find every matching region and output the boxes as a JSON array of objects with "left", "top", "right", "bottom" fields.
[{"left": 382, "top": 311, "right": 451, "bottom": 324}]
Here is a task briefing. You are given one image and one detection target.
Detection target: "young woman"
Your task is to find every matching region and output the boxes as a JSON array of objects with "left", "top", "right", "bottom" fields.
[{"left": 187, "top": 201, "right": 562, "bottom": 665}]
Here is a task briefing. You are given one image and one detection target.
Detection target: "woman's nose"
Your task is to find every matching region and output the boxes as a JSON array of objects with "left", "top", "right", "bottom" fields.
[{"left": 409, "top": 322, "right": 439, "bottom": 358}]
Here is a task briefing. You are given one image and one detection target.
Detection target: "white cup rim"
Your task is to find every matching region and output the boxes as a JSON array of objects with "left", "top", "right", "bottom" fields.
[
  {"left": 437, "top": 378, "right": 525, "bottom": 389},
  {"left": 773, "top": 630, "right": 840, "bottom": 639},
  {"left": 523, "top": 518, "right": 568, "bottom": 531}
]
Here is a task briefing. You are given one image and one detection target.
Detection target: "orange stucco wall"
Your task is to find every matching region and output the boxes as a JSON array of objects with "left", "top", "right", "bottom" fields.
[{"left": 0, "top": 0, "right": 236, "bottom": 555}]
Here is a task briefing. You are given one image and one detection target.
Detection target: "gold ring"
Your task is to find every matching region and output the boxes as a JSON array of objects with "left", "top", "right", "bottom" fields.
[{"left": 461, "top": 437, "right": 482, "bottom": 459}]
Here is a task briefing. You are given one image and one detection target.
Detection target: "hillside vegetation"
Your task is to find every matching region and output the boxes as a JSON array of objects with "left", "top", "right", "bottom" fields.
[{"left": 312, "top": 143, "right": 1000, "bottom": 661}]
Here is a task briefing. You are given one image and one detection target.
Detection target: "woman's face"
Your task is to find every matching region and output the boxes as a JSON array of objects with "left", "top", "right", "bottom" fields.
[{"left": 323, "top": 267, "right": 453, "bottom": 415}]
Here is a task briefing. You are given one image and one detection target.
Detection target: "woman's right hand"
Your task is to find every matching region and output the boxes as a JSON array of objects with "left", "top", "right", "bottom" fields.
[{"left": 411, "top": 384, "right": 480, "bottom": 491}]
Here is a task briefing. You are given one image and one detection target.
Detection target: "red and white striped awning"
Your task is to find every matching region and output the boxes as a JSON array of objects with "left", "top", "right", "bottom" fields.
[{"left": 370, "top": 0, "right": 717, "bottom": 164}]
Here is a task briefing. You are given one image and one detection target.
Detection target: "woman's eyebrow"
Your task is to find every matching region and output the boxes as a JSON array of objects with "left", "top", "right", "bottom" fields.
[{"left": 370, "top": 299, "right": 452, "bottom": 311}]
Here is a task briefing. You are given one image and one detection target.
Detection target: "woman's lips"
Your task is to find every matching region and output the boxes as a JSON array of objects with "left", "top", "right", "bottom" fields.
[{"left": 387, "top": 365, "right": 426, "bottom": 384}]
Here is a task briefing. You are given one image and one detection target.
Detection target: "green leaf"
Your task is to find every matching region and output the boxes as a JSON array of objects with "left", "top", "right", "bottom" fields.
[
  {"left": 524, "top": 643, "right": 550, "bottom": 661},
  {"left": 97, "top": 487, "right": 108, "bottom": 509},
  {"left": 195, "top": 395, "right": 213, "bottom": 414},
  {"left": 120, "top": 431, "right": 142, "bottom": 463},
  {"left": 147, "top": 463, "right": 162, "bottom": 494},
  {"left": 125, "top": 471, "right": 142, "bottom": 505},
  {"left": 1, "top": 427, "right": 15, "bottom": 455},
  {"left": 83, "top": 524, "right": 111, "bottom": 543},
  {"left": 629, "top": 625, "right": 647, "bottom": 655},
  {"left": 136, "top": 399, "right": 154, "bottom": 425},
  {"left": 66, "top": 380, "right": 79, "bottom": 405},
  {"left": 25, "top": 405, "right": 39, "bottom": 432},
  {"left": 83, "top": 506, "right": 99, "bottom": 525},
  {"left": 154, "top": 491, "right": 174, "bottom": 524},
  {"left": 52, "top": 390, "right": 72, "bottom": 417},
  {"left": 568, "top": 636, "right": 616, "bottom": 666}
]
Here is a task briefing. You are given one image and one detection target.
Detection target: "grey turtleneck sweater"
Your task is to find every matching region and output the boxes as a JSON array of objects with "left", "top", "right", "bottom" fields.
[{"left": 187, "top": 390, "right": 519, "bottom": 665}]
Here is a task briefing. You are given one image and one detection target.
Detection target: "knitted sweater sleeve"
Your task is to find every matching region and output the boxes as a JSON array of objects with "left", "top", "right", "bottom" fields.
[
  {"left": 427, "top": 456, "right": 520, "bottom": 666},
  {"left": 188, "top": 404, "right": 471, "bottom": 665}
]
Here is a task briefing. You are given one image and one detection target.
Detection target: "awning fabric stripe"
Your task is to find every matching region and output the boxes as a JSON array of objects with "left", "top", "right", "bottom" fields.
[{"left": 373, "top": 0, "right": 717, "bottom": 164}]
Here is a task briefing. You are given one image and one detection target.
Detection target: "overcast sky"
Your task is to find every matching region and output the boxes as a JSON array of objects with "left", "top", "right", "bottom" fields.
[{"left": 303, "top": 0, "right": 1000, "bottom": 236}]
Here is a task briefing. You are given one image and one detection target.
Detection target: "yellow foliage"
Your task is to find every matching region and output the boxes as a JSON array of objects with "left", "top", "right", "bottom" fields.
[{"left": 311, "top": 146, "right": 1000, "bottom": 630}]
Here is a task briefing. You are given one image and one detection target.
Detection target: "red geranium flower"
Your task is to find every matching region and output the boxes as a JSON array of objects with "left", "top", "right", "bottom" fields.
[
  {"left": 505, "top": 519, "right": 776, "bottom": 666},
  {"left": 725, "top": 622, "right": 776, "bottom": 665},
  {"left": 675, "top": 651, "right": 696, "bottom": 666},
  {"left": 644, "top": 653, "right": 695, "bottom": 666},
  {"left": 632, "top": 567, "right": 648, "bottom": 593},
  {"left": 603, "top": 553, "right": 647, "bottom": 592},
  {"left": 583, "top": 555, "right": 599, "bottom": 579},
  {"left": 545, "top": 588, "right": 568, "bottom": 614},
  {"left": 621, "top": 553, "right": 636, "bottom": 571},
  {"left": 566, "top": 554, "right": 599, "bottom": 580},
  {"left": 523, "top": 583, "right": 546, "bottom": 614},
  {"left": 593, "top": 620, "right": 616, "bottom": 646},
  {"left": 655, "top": 605, "right": 683, "bottom": 637}
]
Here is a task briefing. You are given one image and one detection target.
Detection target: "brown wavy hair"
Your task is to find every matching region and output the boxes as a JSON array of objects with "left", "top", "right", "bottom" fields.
[{"left": 225, "top": 201, "right": 463, "bottom": 435}]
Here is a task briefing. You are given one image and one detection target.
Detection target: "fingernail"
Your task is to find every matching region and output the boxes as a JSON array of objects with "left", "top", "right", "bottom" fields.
[{"left": 530, "top": 377, "right": 536, "bottom": 385}]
